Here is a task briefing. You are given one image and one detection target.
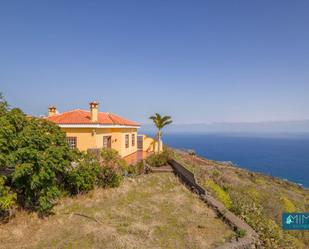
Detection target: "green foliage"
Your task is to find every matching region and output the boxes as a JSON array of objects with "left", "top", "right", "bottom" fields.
[
  {"left": 171, "top": 146, "right": 309, "bottom": 248},
  {"left": 97, "top": 167, "right": 123, "bottom": 188},
  {"left": 236, "top": 228, "right": 246, "bottom": 238},
  {"left": 212, "top": 169, "right": 220, "bottom": 178},
  {"left": 0, "top": 108, "right": 28, "bottom": 168},
  {"left": 64, "top": 154, "right": 100, "bottom": 194},
  {"left": 149, "top": 113, "right": 172, "bottom": 131},
  {"left": 0, "top": 176, "right": 16, "bottom": 219},
  {"left": 127, "top": 161, "right": 145, "bottom": 175},
  {"left": 149, "top": 113, "right": 172, "bottom": 153},
  {"left": 0, "top": 104, "right": 73, "bottom": 214},
  {"left": 0, "top": 93, "right": 8, "bottom": 116},
  {"left": 100, "top": 148, "right": 127, "bottom": 170},
  {"left": 146, "top": 150, "right": 171, "bottom": 167},
  {"left": 0, "top": 95, "right": 132, "bottom": 217},
  {"left": 280, "top": 196, "right": 296, "bottom": 212},
  {"left": 97, "top": 148, "right": 126, "bottom": 188},
  {"left": 230, "top": 190, "right": 300, "bottom": 248},
  {"left": 205, "top": 179, "right": 232, "bottom": 209},
  {"left": 246, "top": 188, "right": 261, "bottom": 203}
]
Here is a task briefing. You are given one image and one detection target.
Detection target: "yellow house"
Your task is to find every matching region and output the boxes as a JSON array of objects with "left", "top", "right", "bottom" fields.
[{"left": 46, "top": 102, "right": 160, "bottom": 161}]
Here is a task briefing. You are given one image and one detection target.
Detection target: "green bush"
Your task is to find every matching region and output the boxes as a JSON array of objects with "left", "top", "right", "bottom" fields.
[
  {"left": 280, "top": 196, "right": 296, "bottom": 212},
  {"left": 0, "top": 93, "right": 7, "bottom": 116},
  {"left": 0, "top": 176, "right": 16, "bottom": 220},
  {"left": 236, "top": 228, "right": 246, "bottom": 238},
  {"left": 127, "top": 161, "right": 145, "bottom": 175},
  {"left": 205, "top": 179, "right": 232, "bottom": 209},
  {"left": 100, "top": 148, "right": 127, "bottom": 169},
  {"left": 0, "top": 102, "right": 74, "bottom": 214},
  {"left": 64, "top": 154, "right": 100, "bottom": 194},
  {"left": 212, "top": 170, "right": 220, "bottom": 178},
  {"left": 96, "top": 148, "right": 126, "bottom": 188},
  {"left": 175, "top": 149, "right": 308, "bottom": 248},
  {"left": 97, "top": 167, "right": 123, "bottom": 188},
  {"left": 230, "top": 190, "right": 300, "bottom": 248},
  {"left": 146, "top": 150, "right": 171, "bottom": 167}
]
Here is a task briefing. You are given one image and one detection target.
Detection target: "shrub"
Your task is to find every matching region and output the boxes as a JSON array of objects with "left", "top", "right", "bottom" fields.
[
  {"left": 0, "top": 176, "right": 16, "bottom": 220},
  {"left": 0, "top": 105, "right": 74, "bottom": 214},
  {"left": 230, "top": 189, "right": 301, "bottom": 248},
  {"left": 280, "top": 196, "right": 296, "bottom": 212},
  {"left": 205, "top": 179, "right": 232, "bottom": 209},
  {"left": 236, "top": 228, "right": 246, "bottom": 238},
  {"left": 146, "top": 150, "right": 171, "bottom": 167},
  {"left": 97, "top": 148, "right": 126, "bottom": 188},
  {"left": 212, "top": 170, "right": 220, "bottom": 178},
  {"left": 0, "top": 93, "right": 8, "bottom": 116},
  {"left": 127, "top": 161, "right": 145, "bottom": 175},
  {"left": 100, "top": 148, "right": 127, "bottom": 173},
  {"left": 97, "top": 167, "right": 123, "bottom": 188},
  {"left": 64, "top": 154, "right": 100, "bottom": 194}
]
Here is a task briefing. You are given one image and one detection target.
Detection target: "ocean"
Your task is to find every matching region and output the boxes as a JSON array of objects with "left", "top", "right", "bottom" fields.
[{"left": 156, "top": 133, "right": 309, "bottom": 188}]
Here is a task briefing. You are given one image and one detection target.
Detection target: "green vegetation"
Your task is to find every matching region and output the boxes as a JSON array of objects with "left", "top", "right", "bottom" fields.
[
  {"left": 0, "top": 98, "right": 73, "bottom": 214},
  {"left": 97, "top": 166, "right": 123, "bottom": 188},
  {"left": 97, "top": 148, "right": 127, "bottom": 188},
  {"left": 236, "top": 228, "right": 246, "bottom": 238},
  {"left": 0, "top": 95, "right": 134, "bottom": 218},
  {"left": 149, "top": 113, "right": 172, "bottom": 153},
  {"left": 0, "top": 176, "right": 16, "bottom": 220},
  {"left": 126, "top": 161, "right": 145, "bottom": 175},
  {"left": 64, "top": 153, "right": 100, "bottom": 194},
  {"left": 0, "top": 173, "right": 235, "bottom": 249},
  {"left": 146, "top": 149, "right": 172, "bottom": 167},
  {"left": 174, "top": 151, "right": 309, "bottom": 249},
  {"left": 205, "top": 179, "right": 232, "bottom": 209},
  {"left": 280, "top": 196, "right": 296, "bottom": 212}
]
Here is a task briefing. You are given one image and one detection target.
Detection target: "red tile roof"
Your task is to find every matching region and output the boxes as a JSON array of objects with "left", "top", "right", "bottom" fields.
[{"left": 46, "top": 109, "right": 140, "bottom": 126}]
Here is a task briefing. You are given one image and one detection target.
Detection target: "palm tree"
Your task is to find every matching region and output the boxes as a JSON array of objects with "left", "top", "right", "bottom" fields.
[{"left": 149, "top": 113, "right": 172, "bottom": 153}]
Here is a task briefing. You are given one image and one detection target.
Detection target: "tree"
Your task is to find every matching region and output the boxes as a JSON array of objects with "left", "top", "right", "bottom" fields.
[
  {"left": 0, "top": 176, "right": 16, "bottom": 220},
  {"left": 0, "top": 93, "right": 8, "bottom": 116},
  {"left": 0, "top": 104, "right": 74, "bottom": 213},
  {"left": 149, "top": 113, "right": 172, "bottom": 153}
]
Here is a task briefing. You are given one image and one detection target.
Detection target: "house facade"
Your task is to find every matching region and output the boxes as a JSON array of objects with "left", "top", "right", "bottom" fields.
[{"left": 46, "top": 102, "right": 160, "bottom": 158}]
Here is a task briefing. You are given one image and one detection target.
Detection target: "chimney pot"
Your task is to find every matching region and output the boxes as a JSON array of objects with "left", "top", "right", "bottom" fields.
[
  {"left": 89, "top": 101, "right": 99, "bottom": 122},
  {"left": 48, "top": 105, "right": 57, "bottom": 117}
]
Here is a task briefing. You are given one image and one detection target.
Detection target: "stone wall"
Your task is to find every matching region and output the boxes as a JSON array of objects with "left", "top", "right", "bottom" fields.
[{"left": 168, "top": 159, "right": 262, "bottom": 249}]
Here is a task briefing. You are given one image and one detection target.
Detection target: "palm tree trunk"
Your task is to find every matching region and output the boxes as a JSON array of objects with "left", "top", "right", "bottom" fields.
[{"left": 157, "top": 130, "right": 161, "bottom": 153}]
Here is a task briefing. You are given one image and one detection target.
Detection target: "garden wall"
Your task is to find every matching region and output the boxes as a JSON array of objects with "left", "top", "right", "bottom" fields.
[{"left": 168, "top": 159, "right": 262, "bottom": 249}]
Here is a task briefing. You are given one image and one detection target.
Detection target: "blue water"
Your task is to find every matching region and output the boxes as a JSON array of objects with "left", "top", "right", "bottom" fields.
[{"left": 160, "top": 133, "right": 309, "bottom": 188}]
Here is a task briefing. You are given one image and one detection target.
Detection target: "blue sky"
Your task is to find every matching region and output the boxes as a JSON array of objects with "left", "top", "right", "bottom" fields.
[{"left": 1, "top": 0, "right": 308, "bottom": 124}]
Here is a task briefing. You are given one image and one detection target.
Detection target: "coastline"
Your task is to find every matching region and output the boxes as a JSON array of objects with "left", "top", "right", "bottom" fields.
[{"left": 155, "top": 132, "right": 309, "bottom": 188}]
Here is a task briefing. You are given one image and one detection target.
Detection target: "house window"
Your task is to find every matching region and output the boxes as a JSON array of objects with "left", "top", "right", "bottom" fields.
[
  {"left": 125, "top": 134, "right": 129, "bottom": 148},
  {"left": 132, "top": 134, "right": 135, "bottom": 147},
  {"left": 67, "top": 137, "right": 77, "bottom": 149},
  {"left": 103, "top": 136, "right": 112, "bottom": 148}
]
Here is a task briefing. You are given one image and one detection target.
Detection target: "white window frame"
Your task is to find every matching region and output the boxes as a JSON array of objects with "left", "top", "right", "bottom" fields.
[
  {"left": 125, "top": 134, "right": 129, "bottom": 148},
  {"left": 67, "top": 137, "right": 77, "bottom": 149}
]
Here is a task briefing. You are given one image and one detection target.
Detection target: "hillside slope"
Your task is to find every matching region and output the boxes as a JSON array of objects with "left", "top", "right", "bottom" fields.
[
  {"left": 174, "top": 151, "right": 309, "bottom": 249},
  {"left": 0, "top": 173, "right": 234, "bottom": 249}
]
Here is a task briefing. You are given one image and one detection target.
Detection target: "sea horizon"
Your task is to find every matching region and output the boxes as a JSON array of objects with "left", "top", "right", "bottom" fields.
[{"left": 142, "top": 131, "right": 309, "bottom": 188}]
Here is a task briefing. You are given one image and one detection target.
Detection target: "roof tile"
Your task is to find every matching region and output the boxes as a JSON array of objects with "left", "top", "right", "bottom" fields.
[{"left": 46, "top": 109, "right": 139, "bottom": 126}]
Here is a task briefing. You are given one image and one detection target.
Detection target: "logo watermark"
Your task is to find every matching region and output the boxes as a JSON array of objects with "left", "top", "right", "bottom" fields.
[{"left": 282, "top": 213, "right": 309, "bottom": 230}]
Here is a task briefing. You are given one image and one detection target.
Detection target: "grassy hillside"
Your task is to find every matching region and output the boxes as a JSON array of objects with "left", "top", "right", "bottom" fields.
[
  {"left": 174, "top": 151, "right": 309, "bottom": 249},
  {"left": 0, "top": 173, "right": 234, "bottom": 249}
]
